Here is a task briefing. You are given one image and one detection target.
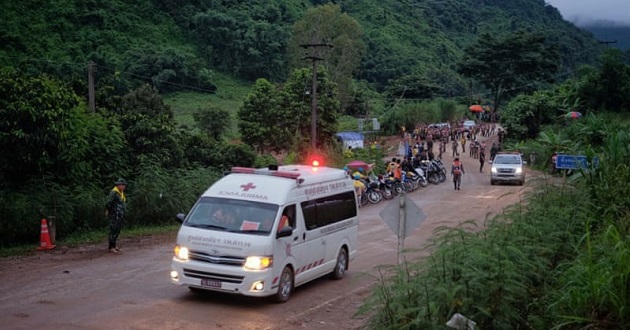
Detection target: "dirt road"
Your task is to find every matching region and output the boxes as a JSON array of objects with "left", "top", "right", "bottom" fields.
[{"left": 0, "top": 132, "right": 532, "bottom": 330}]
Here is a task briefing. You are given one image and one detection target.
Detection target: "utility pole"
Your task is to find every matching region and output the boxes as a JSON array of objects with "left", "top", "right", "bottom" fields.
[
  {"left": 300, "top": 43, "right": 333, "bottom": 150},
  {"left": 88, "top": 61, "right": 95, "bottom": 113},
  {"left": 598, "top": 39, "right": 618, "bottom": 48}
]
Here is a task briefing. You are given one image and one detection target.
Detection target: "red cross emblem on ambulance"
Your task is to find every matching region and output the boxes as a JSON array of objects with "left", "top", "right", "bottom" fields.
[{"left": 240, "top": 182, "right": 256, "bottom": 191}]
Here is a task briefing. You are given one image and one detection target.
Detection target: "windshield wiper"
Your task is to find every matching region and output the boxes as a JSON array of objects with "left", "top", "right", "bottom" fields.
[
  {"left": 187, "top": 223, "right": 227, "bottom": 230},
  {"left": 238, "top": 229, "right": 269, "bottom": 234}
]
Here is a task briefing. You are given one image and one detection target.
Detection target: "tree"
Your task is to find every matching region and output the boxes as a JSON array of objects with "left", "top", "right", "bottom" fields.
[
  {"left": 191, "top": 1, "right": 298, "bottom": 81},
  {"left": 238, "top": 78, "right": 293, "bottom": 153},
  {"left": 501, "top": 90, "right": 560, "bottom": 140},
  {"left": 0, "top": 69, "right": 125, "bottom": 187},
  {"left": 579, "top": 49, "right": 630, "bottom": 112},
  {"left": 113, "top": 84, "right": 185, "bottom": 169},
  {"left": 457, "top": 31, "right": 560, "bottom": 112},
  {"left": 279, "top": 67, "right": 340, "bottom": 151},
  {"left": 288, "top": 4, "right": 365, "bottom": 111},
  {"left": 238, "top": 68, "right": 340, "bottom": 153},
  {"left": 193, "top": 106, "right": 231, "bottom": 141}
]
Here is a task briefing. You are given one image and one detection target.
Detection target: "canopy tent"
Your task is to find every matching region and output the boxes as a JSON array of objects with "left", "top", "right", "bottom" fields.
[
  {"left": 566, "top": 111, "right": 582, "bottom": 119},
  {"left": 469, "top": 105, "right": 483, "bottom": 112},
  {"left": 335, "top": 132, "right": 365, "bottom": 149}
]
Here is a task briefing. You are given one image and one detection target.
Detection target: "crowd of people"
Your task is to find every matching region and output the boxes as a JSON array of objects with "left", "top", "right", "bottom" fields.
[
  {"left": 394, "top": 119, "right": 503, "bottom": 191},
  {"left": 347, "top": 118, "right": 506, "bottom": 199}
]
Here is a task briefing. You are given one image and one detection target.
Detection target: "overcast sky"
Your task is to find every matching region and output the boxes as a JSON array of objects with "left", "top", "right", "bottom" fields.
[{"left": 546, "top": 0, "right": 630, "bottom": 26}]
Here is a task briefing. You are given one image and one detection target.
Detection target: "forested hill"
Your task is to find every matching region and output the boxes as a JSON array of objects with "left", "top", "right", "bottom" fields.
[{"left": 0, "top": 0, "right": 602, "bottom": 94}]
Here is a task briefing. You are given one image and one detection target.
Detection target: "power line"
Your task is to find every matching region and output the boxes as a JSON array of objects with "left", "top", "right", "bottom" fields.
[{"left": 0, "top": 54, "right": 217, "bottom": 93}]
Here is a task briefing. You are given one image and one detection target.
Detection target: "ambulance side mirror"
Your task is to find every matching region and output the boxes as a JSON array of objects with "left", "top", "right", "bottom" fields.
[
  {"left": 276, "top": 226, "right": 293, "bottom": 239},
  {"left": 176, "top": 213, "right": 186, "bottom": 224}
]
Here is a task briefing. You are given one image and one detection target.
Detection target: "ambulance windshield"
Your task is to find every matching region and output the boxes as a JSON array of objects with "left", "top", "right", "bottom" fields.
[{"left": 184, "top": 197, "right": 279, "bottom": 235}]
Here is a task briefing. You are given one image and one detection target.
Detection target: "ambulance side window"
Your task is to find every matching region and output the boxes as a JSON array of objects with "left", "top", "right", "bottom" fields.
[
  {"left": 301, "top": 191, "right": 357, "bottom": 230},
  {"left": 302, "top": 202, "right": 317, "bottom": 230},
  {"left": 280, "top": 205, "right": 296, "bottom": 228}
]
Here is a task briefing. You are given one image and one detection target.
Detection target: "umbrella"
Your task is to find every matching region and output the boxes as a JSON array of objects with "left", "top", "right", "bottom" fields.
[
  {"left": 566, "top": 111, "right": 582, "bottom": 119},
  {"left": 469, "top": 105, "right": 484, "bottom": 113},
  {"left": 346, "top": 160, "right": 373, "bottom": 171}
]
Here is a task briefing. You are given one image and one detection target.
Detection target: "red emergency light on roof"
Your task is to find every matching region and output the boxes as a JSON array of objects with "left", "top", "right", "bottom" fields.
[
  {"left": 231, "top": 167, "right": 256, "bottom": 174},
  {"left": 305, "top": 153, "right": 323, "bottom": 168},
  {"left": 272, "top": 171, "right": 301, "bottom": 179},
  {"left": 230, "top": 166, "right": 301, "bottom": 179}
]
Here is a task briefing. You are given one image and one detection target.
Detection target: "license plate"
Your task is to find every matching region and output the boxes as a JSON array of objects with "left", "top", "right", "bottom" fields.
[{"left": 201, "top": 278, "right": 222, "bottom": 288}]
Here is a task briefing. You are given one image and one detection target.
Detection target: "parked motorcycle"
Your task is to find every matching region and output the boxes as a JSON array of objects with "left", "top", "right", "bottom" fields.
[
  {"left": 377, "top": 175, "right": 395, "bottom": 200},
  {"left": 365, "top": 180, "right": 382, "bottom": 204},
  {"left": 410, "top": 168, "right": 429, "bottom": 188},
  {"left": 419, "top": 161, "right": 442, "bottom": 184}
]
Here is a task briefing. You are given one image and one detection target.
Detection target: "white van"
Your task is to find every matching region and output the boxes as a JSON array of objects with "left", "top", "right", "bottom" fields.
[{"left": 170, "top": 164, "right": 359, "bottom": 302}]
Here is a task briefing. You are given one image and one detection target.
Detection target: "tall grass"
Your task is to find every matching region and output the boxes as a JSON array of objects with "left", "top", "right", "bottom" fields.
[
  {"left": 164, "top": 72, "right": 252, "bottom": 130},
  {"left": 359, "top": 185, "right": 590, "bottom": 329}
]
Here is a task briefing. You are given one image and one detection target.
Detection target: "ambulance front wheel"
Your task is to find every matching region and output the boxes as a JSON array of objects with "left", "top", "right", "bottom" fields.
[
  {"left": 332, "top": 248, "right": 348, "bottom": 280},
  {"left": 274, "top": 266, "right": 294, "bottom": 303}
]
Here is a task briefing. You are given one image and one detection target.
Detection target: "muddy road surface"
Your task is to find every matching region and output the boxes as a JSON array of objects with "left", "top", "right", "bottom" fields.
[{"left": 0, "top": 132, "right": 534, "bottom": 330}]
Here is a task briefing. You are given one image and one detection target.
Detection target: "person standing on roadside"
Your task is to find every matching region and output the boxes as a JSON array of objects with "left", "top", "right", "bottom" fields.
[
  {"left": 451, "top": 139, "right": 459, "bottom": 157},
  {"left": 106, "top": 178, "right": 127, "bottom": 253},
  {"left": 479, "top": 147, "right": 486, "bottom": 173},
  {"left": 451, "top": 157, "right": 465, "bottom": 190}
]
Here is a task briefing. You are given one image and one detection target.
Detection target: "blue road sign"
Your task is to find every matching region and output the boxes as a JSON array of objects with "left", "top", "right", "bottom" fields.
[{"left": 556, "top": 154, "right": 599, "bottom": 170}]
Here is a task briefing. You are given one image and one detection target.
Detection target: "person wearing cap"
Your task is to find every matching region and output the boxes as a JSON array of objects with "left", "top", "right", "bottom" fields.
[{"left": 105, "top": 178, "right": 127, "bottom": 253}]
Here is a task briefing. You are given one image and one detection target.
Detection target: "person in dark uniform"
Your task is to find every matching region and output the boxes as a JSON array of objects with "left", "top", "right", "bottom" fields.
[
  {"left": 479, "top": 148, "right": 486, "bottom": 173},
  {"left": 451, "top": 158, "right": 465, "bottom": 190},
  {"left": 106, "top": 178, "right": 127, "bottom": 253}
]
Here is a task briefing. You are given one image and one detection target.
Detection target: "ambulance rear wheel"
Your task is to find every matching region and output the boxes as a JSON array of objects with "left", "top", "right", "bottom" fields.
[
  {"left": 274, "top": 267, "right": 293, "bottom": 303},
  {"left": 332, "top": 248, "right": 348, "bottom": 280}
]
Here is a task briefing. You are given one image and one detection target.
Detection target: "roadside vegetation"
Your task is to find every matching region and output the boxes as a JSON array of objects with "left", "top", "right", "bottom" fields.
[{"left": 358, "top": 50, "right": 630, "bottom": 329}]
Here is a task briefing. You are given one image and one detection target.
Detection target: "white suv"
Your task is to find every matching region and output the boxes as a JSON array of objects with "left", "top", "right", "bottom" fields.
[
  {"left": 463, "top": 120, "right": 475, "bottom": 132},
  {"left": 491, "top": 152, "right": 525, "bottom": 186}
]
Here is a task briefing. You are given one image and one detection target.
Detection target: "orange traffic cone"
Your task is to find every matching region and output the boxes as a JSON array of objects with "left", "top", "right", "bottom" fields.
[{"left": 37, "top": 218, "right": 56, "bottom": 250}]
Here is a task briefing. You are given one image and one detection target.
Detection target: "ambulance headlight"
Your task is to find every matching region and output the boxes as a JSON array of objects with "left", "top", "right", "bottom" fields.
[
  {"left": 244, "top": 256, "right": 273, "bottom": 270},
  {"left": 491, "top": 167, "right": 497, "bottom": 173},
  {"left": 174, "top": 245, "right": 189, "bottom": 260},
  {"left": 515, "top": 168, "right": 522, "bottom": 174}
]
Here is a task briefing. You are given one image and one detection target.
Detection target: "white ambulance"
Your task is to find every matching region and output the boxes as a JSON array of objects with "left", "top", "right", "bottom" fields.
[{"left": 170, "top": 164, "right": 359, "bottom": 302}]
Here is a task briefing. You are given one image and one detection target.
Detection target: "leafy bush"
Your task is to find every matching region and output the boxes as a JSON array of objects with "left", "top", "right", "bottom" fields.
[{"left": 127, "top": 161, "right": 222, "bottom": 226}]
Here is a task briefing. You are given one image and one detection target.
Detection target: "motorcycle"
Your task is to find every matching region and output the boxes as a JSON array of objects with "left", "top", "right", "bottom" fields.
[
  {"left": 410, "top": 168, "right": 429, "bottom": 188},
  {"left": 377, "top": 175, "right": 395, "bottom": 200},
  {"left": 432, "top": 159, "right": 447, "bottom": 182},
  {"left": 419, "top": 161, "right": 441, "bottom": 184},
  {"left": 364, "top": 180, "right": 382, "bottom": 204}
]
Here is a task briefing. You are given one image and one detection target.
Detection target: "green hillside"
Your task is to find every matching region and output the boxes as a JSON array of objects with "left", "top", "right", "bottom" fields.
[{"left": 0, "top": 0, "right": 603, "bottom": 104}]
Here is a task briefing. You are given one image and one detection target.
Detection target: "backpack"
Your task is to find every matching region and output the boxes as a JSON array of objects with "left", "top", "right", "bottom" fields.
[{"left": 453, "top": 161, "right": 462, "bottom": 175}]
